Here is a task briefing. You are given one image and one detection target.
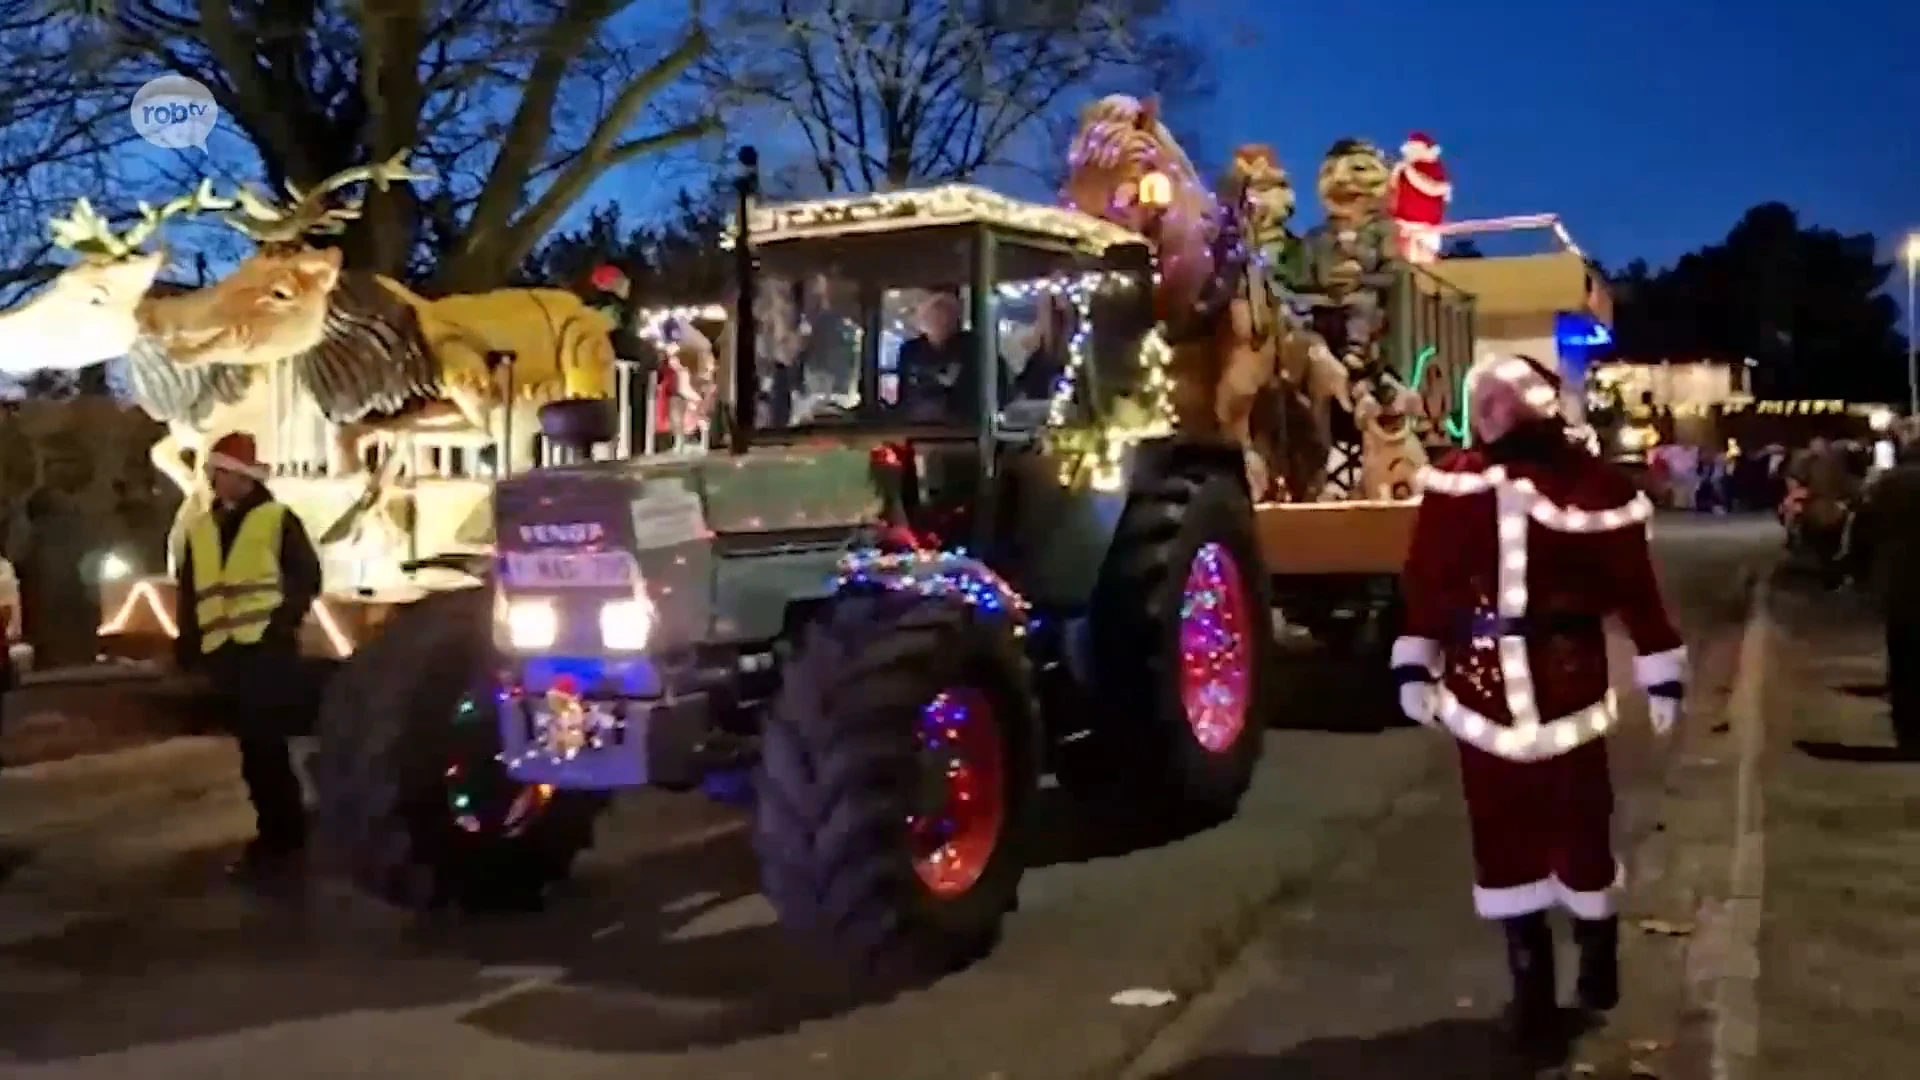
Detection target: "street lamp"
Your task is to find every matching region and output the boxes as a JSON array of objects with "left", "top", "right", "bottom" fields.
[{"left": 1906, "top": 233, "right": 1920, "bottom": 417}]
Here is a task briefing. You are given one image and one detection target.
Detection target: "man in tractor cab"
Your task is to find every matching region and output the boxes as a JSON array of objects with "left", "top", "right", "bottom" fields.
[
  {"left": 173, "top": 432, "right": 323, "bottom": 884},
  {"left": 894, "top": 288, "right": 1010, "bottom": 423}
]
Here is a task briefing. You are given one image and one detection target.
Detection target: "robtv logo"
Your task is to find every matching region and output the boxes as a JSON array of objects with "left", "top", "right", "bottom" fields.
[{"left": 130, "top": 75, "right": 218, "bottom": 151}]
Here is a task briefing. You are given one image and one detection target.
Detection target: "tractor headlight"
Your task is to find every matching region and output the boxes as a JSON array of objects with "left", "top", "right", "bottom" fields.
[
  {"left": 505, "top": 599, "right": 558, "bottom": 650},
  {"left": 599, "top": 597, "right": 655, "bottom": 651}
]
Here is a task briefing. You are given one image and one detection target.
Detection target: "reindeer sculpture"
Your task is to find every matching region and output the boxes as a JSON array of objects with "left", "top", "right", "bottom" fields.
[
  {"left": 0, "top": 184, "right": 300, "bottom": 559},
  {"left": 164, "top": 151, "right": 621, "bottom": 542}
]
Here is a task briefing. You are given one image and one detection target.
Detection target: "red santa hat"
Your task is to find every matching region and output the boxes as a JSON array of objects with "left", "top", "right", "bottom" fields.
[
  {"left": 1466, "top": 354, "right": 1563, "bottom": 443},
  {"left": 206, "top": 431, "right": 270, "bottom": 481},
  {"left": 588, "top": 263, "right": 629, "bottom": 295},
  {"left": 1400, "top": 132, "right": 1442, "bottom": 164}
]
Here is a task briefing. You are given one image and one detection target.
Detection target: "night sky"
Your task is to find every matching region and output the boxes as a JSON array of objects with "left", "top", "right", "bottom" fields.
[{"left": 1192, "top": 0, "right": 1919, "bottom": 272}]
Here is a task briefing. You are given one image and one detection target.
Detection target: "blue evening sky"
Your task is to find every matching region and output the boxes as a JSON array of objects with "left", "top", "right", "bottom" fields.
[
  {"left": 1189, "top": 0, "right": 1919, "bottom": 271},
  {"left": 103, "top": 2, "right": 1918, "bottom": 279}
]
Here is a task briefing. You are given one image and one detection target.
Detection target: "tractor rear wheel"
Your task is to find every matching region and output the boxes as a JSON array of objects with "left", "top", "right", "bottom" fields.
[
  {"left": 310, "top": 588, "right": 604, "bottom": 912},
  {"left": 1059, "top": 464, "right": 1274, "bottom": 826},
  {"left": 754, "top": 592, "right": 1040, "bottom": 984}
]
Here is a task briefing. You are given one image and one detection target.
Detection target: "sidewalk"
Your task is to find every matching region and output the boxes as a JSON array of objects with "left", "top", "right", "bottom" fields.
[{"left": 1756, "top": 587, "right": 1920, "bottom": 1077}]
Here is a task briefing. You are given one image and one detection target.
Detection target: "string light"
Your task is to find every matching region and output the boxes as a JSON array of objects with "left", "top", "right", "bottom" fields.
[
  {"left": 1401, "top": 463, "right": 1676, "bottom": 761},
  {"left": 1044, "top": 323, "right": 1176, "bottom": 490},
  {"left": 730, "top": 184, "right": 1145, "bottom": 254},
  {"left": 494, "top": 675, "right": 631, "bottom": 772},
  {"left": 1178, "top": 543, "right": 1251, "bottom": 753},
  {"left": 1617, "top": 398, "right": 1853, "bottom": 418},
  {"left": 834, "top": 548, "right": 1030, "bottom": 623},
  {"left": 98, "top": 577, "right": 356, "bottom": 657},
  {"left": 633, "top": 303, "right": 728, "bottom": 340}
]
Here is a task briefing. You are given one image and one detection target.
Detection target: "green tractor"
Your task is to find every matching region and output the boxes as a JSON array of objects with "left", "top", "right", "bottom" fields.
[{"left": 310, "top": 149, "right": 1277, "bottom": 982}]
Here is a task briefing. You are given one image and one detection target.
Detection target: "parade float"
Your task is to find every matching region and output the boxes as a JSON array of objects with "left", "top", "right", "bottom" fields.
[
  {"left": 1060, "top": 98, "right": 1482, "bottom": 652},
  {"left": 0, "top": 156, "right": 654, "bottom": 663}
]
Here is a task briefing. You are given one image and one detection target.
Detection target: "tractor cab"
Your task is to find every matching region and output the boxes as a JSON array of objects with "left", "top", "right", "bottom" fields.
[{"left": 731, "top": 183, "right": 1157, "bottom": 446}]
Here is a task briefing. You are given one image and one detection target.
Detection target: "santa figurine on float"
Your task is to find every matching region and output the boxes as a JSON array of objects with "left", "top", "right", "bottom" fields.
[
  {"left": 1388, "top": 132, "right": 1451, "bottom": 264},
  {"left": 1390, "top": 354, "right": 1687, "bottom": 1052}
]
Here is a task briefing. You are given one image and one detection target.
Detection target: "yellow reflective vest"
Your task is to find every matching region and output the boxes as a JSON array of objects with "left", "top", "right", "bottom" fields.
[{"left": 186, "top": 502, "right": 288, "bottom": 653}]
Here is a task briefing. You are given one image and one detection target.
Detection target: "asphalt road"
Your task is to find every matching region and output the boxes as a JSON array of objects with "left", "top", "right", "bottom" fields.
[
  {"left": 1126, "top": 513, "right": 1779, "bottom": 1079},
  {"left": 0, "top": 515, "right": 1778, "bottom": 1080}
]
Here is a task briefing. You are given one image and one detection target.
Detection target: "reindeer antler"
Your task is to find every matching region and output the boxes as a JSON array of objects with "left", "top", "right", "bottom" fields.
[
  {"left": 121, "top": 179, "right": 238, "bottom": 251},
  {"left": 223, "top": 150, "right": 433, "bottom": 245},
  {"left": 48, "top": 178, "right": 236, "bottom": 259},
  {"left": 48, "top": 198, "right": 126, "bottom": 258}
]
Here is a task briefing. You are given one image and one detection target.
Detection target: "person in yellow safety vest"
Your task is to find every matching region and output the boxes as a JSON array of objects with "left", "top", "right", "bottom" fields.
[{"left": 172, "top": 432, "right": 322, "bottom": 884}]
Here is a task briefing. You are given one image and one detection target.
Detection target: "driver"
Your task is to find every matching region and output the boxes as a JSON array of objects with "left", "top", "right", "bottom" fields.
[{"left": 895, "top": 288, "right": 1008, "bottom": 422}]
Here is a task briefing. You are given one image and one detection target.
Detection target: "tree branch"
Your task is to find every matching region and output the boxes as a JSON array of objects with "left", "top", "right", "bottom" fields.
[{"left": 445, "top": 12, "right": 715, "bottom": 289}]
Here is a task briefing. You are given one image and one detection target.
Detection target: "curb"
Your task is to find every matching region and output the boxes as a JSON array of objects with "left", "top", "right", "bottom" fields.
[{"left": 1703, "top": 578, "right": 1769, "bottom": 1080}]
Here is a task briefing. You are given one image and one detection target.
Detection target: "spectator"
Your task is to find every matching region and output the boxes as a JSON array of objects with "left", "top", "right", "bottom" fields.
[{"left": 1850, "top": 436, "right": 1920, "bottom": 757}]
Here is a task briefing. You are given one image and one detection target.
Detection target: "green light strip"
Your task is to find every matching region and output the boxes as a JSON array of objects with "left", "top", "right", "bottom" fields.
[{"left": 1407, "top": 345, "right": 1469, "bottom": 445}]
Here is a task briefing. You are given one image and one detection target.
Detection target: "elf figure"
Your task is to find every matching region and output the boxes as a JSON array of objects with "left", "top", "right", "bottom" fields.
[{"left": 1388, "top": 132, "right": 1453, "bottom": 264}]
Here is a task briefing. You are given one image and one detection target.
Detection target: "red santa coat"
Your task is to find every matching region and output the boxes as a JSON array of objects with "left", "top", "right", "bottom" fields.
[
  {"left": 1388, "top": 146, "right": 1450, "bottom": 264},
  {"left": 1393, "top": 446, "right": 1686, "bottom": 919},
  {"left": 1388, "top": 159, "right": 1449, "bottom": 228}
]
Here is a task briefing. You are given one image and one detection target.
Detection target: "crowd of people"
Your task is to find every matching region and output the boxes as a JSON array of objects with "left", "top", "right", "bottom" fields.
[{"left": 1640, "top": 438, "right": 1872, "bottom": 515}]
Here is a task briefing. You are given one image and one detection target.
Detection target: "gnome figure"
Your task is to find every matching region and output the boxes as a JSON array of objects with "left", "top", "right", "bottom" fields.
[{"left": 1388, "top": 132, "right": 1452, "bottom": 264}]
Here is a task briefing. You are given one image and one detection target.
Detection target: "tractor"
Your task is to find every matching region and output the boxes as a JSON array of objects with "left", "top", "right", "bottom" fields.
[{"left": 310, "top": 149, "right": 1277, "bottom": 981}]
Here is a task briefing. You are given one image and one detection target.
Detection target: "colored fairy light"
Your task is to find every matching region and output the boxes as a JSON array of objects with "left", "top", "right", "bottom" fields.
[
  {"left": 1398, "top": 463, "right": 1680, "bottom": 762},
  {"left": 498, "top": 676, "right": 628, "bottom": 772},
  {"left": 1178, "top": 543, "right": 1251, "bottom": 753},
  {"left": 833, "top": 548, "right": 1030, "bottom": 624},
  {"left": 910, "top": 688, "right": 1005, "bottom": 897}
]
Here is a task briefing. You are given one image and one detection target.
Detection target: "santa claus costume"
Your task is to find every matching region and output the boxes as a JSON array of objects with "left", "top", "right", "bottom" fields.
[
  {"left": 1388, "top": 133, "right": 1452, "bottom": 264},
  {"left": 1391, "top": 354, "right": 1687, "bottom": 1047}
]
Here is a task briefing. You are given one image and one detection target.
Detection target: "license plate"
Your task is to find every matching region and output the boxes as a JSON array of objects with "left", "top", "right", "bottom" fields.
[{"left": 500, "top": 550, "right": 636, "bottom": 588}]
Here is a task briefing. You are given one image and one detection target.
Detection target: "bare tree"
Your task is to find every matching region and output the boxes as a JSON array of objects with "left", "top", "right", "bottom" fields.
[
  {"left": 701, "top": 0, "right": 1205, "bottom": 194},
  {"left": 0, "top": 0, "right": 722, "bottom": 298}
]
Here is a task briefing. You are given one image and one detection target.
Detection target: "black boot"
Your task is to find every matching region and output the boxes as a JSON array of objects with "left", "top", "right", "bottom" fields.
[
  {"left": 1500, "top": 913, "right": 1560, "bottom": 1050},
  {"left": 1573, "top": 916, "right": 1620, "bottom": 1011}
]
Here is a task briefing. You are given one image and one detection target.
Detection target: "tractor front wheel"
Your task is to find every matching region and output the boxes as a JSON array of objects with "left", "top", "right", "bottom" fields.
[
  {"left": 309, "top": 589, "right": 604, "bottom": 913},
  {"left": 754, "top": 592, "right": 1040, "bottom": 984}
]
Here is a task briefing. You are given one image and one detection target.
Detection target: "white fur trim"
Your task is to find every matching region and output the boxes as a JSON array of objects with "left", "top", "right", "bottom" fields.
[
  {"left": 1414, "top": 467, "right": 1653, "bottom": 534},
  {"left": 1634, "top": 646, "right": 1688, "bottom": 690},
  {"left": 1473, "top": 878, "right": 1557, "bottom": 919},
  {"left": 1556, "top": 863, "right": 1626, "bottom": 919},
  {"left": 1398, "top": 165, "right": 1451, "bottom": 199},
  {"left": 1436, "top": 687, "right": 1617, "bottom": 762},
  {"left": 1391, "top": 635, "right": 1440, "bottom": 672},
  {"left": 1401, "top": 139, "right": 1441, "bottom": 163},
  {"left": 1466, "top": 354, "right": 1560, "bottom": 434},
  {"left": 206, "top": 451, "right": 269, "bottom": 480}
]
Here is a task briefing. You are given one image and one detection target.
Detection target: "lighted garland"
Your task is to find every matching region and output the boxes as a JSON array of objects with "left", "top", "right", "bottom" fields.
[
  {"left": 732, "top": 184, "right": 1145, "bottom": 254},
  {"left": 834, "top": 547, "right": 1031, "bottom": 622},
  {"left": 1008, "top": 267, "right": 1174, "bottom": 490}
]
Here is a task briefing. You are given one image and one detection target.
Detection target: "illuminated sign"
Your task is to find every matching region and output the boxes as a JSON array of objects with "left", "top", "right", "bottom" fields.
[{"left": 1555, "top": 312, "right": 1612, "bottom": 350}]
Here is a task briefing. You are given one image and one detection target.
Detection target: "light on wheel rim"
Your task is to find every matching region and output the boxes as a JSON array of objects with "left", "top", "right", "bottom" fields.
[
  {"left": 909, "top": 688, "right": 1006, "bottom": 898},
  {"left": 1178, "top": 542, "right": 1252, "bottom": 753}
]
